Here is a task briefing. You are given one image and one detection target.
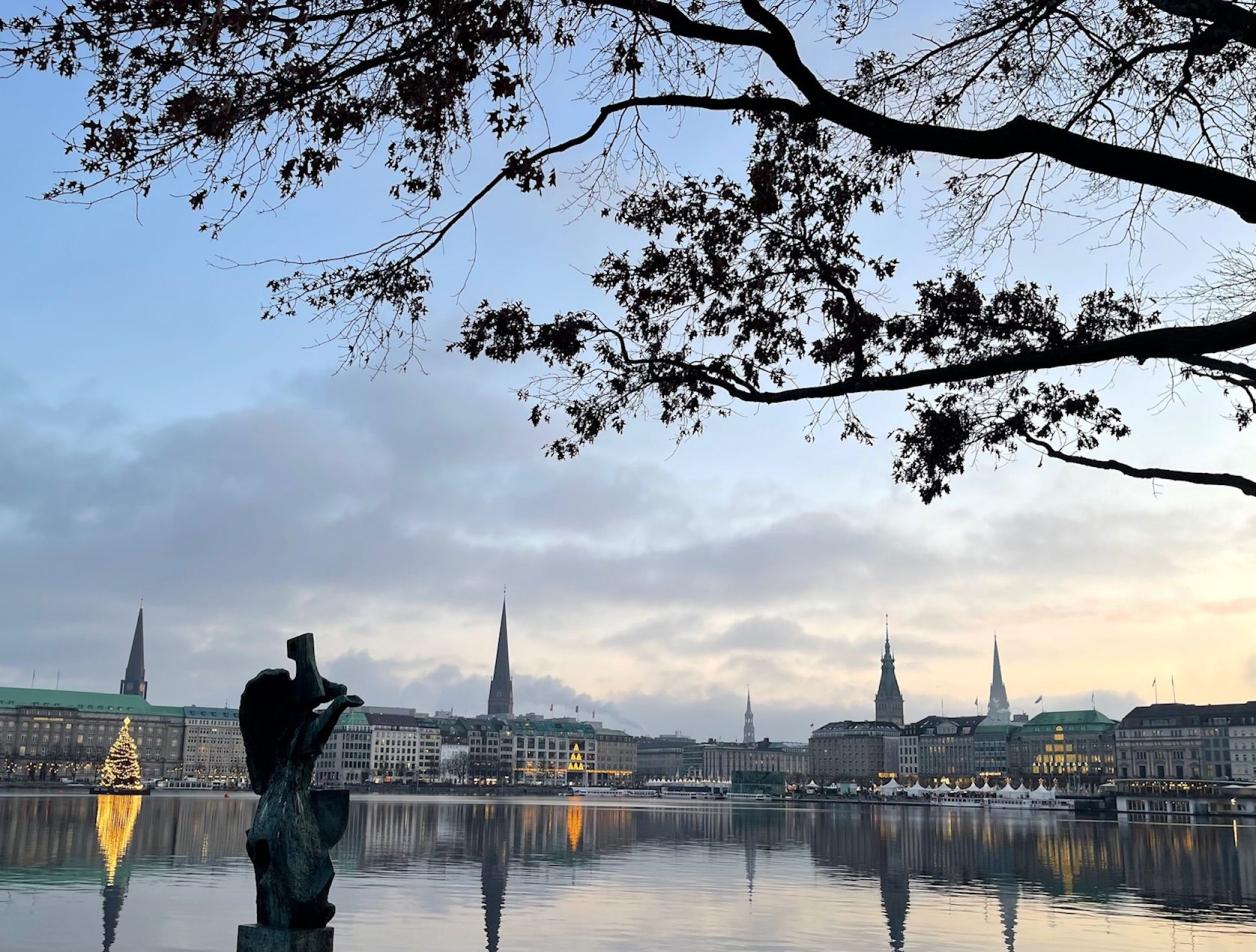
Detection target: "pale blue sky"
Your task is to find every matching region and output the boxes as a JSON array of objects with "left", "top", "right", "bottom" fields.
[{"left": 1, "top": 14, "right": 1253, "bottom": 740}]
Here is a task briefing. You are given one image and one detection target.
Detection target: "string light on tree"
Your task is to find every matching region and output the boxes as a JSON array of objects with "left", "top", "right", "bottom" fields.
[{"left": 98, "top": 717, "right": 144, "bottom": 792}]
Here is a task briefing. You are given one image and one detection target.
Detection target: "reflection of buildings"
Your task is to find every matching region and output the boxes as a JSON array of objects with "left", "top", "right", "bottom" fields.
[
  {"left": 4, "top": 793, "right": 1256, "bottom": 950},
  {"left": 95, "top": 795, "right": 142, "bottom": 951},
  {"left": 997, "top": 878, "right": 1019, "bottom": 952}
]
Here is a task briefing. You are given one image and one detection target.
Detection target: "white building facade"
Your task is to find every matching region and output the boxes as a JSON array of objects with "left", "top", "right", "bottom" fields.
[{"left": 181, "top": 706, "right": 246, "bottom": 781}]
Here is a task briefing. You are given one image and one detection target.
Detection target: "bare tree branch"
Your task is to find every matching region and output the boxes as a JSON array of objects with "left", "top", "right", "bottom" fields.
[{"left": 1025, "top": 435, "right": 1256, "bottom": 496}]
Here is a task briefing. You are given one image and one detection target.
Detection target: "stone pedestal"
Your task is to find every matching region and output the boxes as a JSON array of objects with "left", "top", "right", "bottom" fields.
[{"left": 237, "top": 924, "right": 333, "bottom": 952}]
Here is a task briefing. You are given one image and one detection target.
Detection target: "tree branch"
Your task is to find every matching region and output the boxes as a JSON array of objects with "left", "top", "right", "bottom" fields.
[
  {"left": 1145, "top": 0, "right": 1256, "bottom": 49},
  {"left": 637, "top": 310, "right": 1256, "bottom": 405},
  {"left": 592, "top": 0, "right": 1256, "bottom": 221},
  {"left": 1023, "top": 436, "right": 1256, "bottom": 496}
]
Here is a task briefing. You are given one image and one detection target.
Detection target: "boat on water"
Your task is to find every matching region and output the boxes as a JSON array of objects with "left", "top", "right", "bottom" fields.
[
  {"left": 645, "top": 780, "right": 730, "bottom": 800},
  {"left": 567, "top": 786, "right": 660, "bottom": 798}
]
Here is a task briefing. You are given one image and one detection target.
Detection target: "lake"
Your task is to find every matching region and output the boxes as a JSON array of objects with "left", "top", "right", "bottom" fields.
[{"left": 2, "top": 792, "right": 1255, "bottom": 951}]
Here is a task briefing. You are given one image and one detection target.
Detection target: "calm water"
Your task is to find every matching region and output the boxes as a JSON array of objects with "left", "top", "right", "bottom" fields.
[{"left": 2, "top": 793, "right": 1255, "bottom": 952}]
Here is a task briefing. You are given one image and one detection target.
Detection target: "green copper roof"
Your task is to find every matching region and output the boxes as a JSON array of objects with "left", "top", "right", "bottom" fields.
[
  {"left": 0, "top": 686, "right": 183, "bottom": 718},
  {"left": 1015, "top": 710, "right": 1115, "bottom": 734}
]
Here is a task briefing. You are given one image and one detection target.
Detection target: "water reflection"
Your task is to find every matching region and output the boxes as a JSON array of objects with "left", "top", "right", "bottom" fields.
[
  {"left": 1, "top": 795, "right": 1254, "bottom": 952},
  {"left": 96, "top": 795, "right": 142, "bottom": 951}
]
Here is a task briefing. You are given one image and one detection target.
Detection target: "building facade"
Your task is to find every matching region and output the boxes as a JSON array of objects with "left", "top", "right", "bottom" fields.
[
  {"left": 809, "top": 721, "right": 900, "bottom": 782},
  {"left": 181, "top": 706, "right": 246, "bottom": 781},
  {"left": 314, "top": 709, "right": 371, "bottom": 786},
  {"left": 684, "top": 740, "right": 808, "bottom": 781},
  {"left": 510, "top": 717, "right": 597, "bottom": 785},
  {"left": 593, "top": 728, "right": 637, "bottom": 785},
  {"left": 905, "top": 715, "right": 984, "bottom": 782},
  {"left": 1115, "top": 702, "right": 1256, "bottom": 781},
  {"left": 468, "top": 717, "right": 514, "bottom": 782},
  {"left": 1008, "top": 710, "right": 1116, "bottom": 786},
  {"left": 635, "top": 734, "right": 696, "bottom": 779},
  {"left": 1233, "top": 719, "right": 1256, "bottom": 782},
  {"left": 0, "top": 687, "right": 184, "bottom": 782},
  {"left": 973, "top": 719, "right": 1017, "bottom": 778},
  {"left": 365, "top": 710, "right": 442, "bottom": 782}
]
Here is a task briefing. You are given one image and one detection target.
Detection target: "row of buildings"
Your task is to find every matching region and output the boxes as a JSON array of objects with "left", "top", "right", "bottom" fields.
[
  {"left": 5, "top": 604, "right": 1255, "bottom": 791},
  {"left": 807, "top": 631, "right": 1256, "bottom": 788}
]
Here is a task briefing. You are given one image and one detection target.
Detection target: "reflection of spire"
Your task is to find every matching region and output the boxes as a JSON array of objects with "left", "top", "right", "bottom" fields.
[
  {"left": 877, "top": 815, "right": 909, "bottom": 952},
  {"left": 95, "top": 795, "right": 142, "bottom": 952},
  {"left": 744, "top": 687, "right": 755, "bottom": 745},
  {"left": 744, "top": 834, "right": 756, "bottom": 903},
  {"left": 987, "top": 635, "right": 1011, "bottom": 723},
  {"left": 480, "top": 810, "right": 508, "bottom": 952},
  {"left": 997, "top": 878, "right": 1019, "bottom": 952}
]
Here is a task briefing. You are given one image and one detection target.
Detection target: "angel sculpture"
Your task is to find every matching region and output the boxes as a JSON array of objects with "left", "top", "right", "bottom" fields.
[{"left": 239, "top": 633, "right": 363, "bottom": 936}]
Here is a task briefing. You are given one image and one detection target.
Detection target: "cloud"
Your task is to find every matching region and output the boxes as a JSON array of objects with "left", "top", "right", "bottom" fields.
[{"left": 1, "top": 358, "right": 1254, "bottom": 742}]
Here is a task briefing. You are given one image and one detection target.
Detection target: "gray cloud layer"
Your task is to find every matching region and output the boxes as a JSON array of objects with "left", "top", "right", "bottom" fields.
[{"left": 2, "top": 359, "right": 1252, "bottom": 740}]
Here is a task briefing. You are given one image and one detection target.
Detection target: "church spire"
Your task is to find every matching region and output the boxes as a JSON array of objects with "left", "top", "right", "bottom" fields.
[
  {"left": 119, "top": 605, "right": 147, "bottom": 699},
  {"left": 986, "top": 634, "right": 1011, "bottom": 723},
  {"left": 743, "top": 687, "right": 755, "bottom": 745},
  {"left": 487, "top": 595, "right": 513, "bottom": 717},
  {"left": 874, "top": 616, "right": 904, "bottom": 726}
]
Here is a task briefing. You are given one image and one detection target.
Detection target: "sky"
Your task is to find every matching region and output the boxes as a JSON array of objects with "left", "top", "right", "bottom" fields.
[{"left": 0, "top": 9, "right": 1253, "bottom": 742}]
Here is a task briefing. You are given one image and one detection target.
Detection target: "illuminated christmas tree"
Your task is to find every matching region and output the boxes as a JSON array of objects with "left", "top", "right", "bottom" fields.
[{"left": 99, "top": 717, "right": 143, "bottom": 791}]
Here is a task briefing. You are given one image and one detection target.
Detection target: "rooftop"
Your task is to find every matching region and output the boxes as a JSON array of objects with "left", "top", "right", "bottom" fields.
[
  {"left": 184, "top": 706, "right": 239, "bottom": 719},
  {"left": 812, "top": 720, "right": 901, "bottom": 735},
  {"left": 1015, "top": 710, "right": 1116, "bottom": 734},
  {"left": 0, "top": 685, "right": 183, "bottom": 718}
]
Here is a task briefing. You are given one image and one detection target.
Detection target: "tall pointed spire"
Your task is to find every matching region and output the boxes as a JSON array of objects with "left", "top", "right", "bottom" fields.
[
  {"left": 986, "top": 634, "right": 1011, "bottom": 723},
  {"left": 118, "top": 605, "right": 147, "bottom": 699},
  {"left": 487, "top": 595, "right": 513, "bottom": 717},
  {"left": 874, "top": 616, "right": 904, "bottom": 726},
  {"left": 743, "top": 687, "right": 755, "bottom": 745}
]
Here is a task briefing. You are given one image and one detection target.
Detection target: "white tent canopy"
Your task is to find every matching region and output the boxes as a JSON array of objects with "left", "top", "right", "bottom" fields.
[
  {"left": 878, "top": 779, "right": 902, "bottom": 796},
  {"left": 1029, "top": 782, "right": 1056, "bottom": 801},
  {"left": 935, "top": 780, "right": 953, "bottom": 794},
  {"left": 906, "top": 782, "right": 927, "bottom": 798},
  {"left": 997, "top": 782, "right": 1019, "bottom": 799}
]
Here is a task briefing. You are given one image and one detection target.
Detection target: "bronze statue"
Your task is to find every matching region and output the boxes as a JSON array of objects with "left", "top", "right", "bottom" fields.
[{"left": 238, "top": 633, "right": 362, "bottom": 949}]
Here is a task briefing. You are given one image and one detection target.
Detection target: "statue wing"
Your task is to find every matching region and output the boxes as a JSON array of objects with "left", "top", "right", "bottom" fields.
[{"left": 239, "top": 669, "right": 298, "bottom": 794}]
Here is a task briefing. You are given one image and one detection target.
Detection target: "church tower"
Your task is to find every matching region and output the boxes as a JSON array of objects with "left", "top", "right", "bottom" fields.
[
  {"left": 874, "top": 618, "right": 904, "bottom": 726},
  {"left": 743, "top": 688, "right": 755, "bottom": 745},
  {"left": 986, "top": 635, "right": 1011, "bottom": 723},
  {"left": 487, "top": 597, "right": 514, "bottom": 717},
  {"left": 118, "top": 605, "right": 147, "bottom": 699}
]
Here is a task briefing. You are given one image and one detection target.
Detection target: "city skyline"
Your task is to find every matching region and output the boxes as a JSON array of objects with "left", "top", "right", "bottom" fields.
[{"left": 5, "top": 597, "right": 1236, "bottom": 745}]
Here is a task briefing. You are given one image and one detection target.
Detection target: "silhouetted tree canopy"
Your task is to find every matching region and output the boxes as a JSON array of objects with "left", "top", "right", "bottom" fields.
[{"left": 4, "top": 0, "right": 1255, "bottom": 500}]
